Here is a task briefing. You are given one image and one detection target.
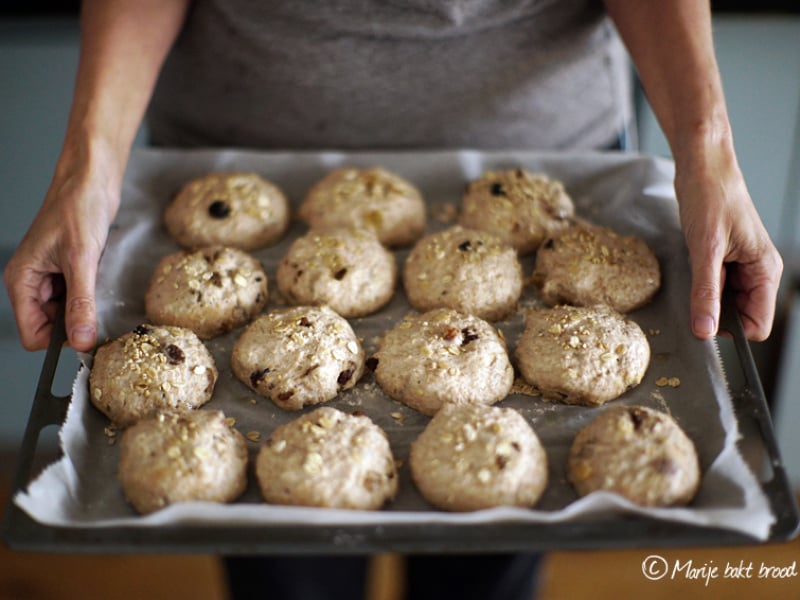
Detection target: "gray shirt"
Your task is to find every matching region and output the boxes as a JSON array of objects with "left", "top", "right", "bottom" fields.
[{"left": 147, "top": 0, "right": 632, "bottom": 151}]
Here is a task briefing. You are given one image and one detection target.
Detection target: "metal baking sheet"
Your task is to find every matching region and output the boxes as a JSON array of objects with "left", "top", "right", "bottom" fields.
[{"left": 3, "top": 149, "right": 798, "bottom": 553}]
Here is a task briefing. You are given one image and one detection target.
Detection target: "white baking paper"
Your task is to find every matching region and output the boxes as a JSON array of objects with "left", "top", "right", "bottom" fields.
[{"left": 15, "top": 148, "right": 775, "bottom": 541}]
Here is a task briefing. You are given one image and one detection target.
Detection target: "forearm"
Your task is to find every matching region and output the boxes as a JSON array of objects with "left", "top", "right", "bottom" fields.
[
  {"left": 57, "top": 0, "right": 191, "bottom": 191},
  {"left": 604, "top": 0, "right": 782, "bottom": 342},
  {"left": 603, "top": 0, "right": 732, "bottom": 170}
]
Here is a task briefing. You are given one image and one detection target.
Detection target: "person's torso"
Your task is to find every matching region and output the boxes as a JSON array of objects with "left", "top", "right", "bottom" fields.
[{"left": 147, "top": 0, "right": 631, "bottom": 150}]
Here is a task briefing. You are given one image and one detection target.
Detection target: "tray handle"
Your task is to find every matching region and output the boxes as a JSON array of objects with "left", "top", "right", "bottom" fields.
[
  {"left": 7, "top": 302, "right": 70, "bottom": 495},
  {"left": 719, "top": 287, "right": 800, "bottom": 541}
]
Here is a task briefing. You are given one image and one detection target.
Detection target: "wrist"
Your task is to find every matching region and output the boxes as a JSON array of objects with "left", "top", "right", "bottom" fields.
[
  {"left": 47, "top": 127, "right": 125, "bottom": 220},
  {"left": 670, "top": 111, "right": 736, "bottom": 175},
  {"left": 57, "top": 123, "right": 128, "bottom": 187}
]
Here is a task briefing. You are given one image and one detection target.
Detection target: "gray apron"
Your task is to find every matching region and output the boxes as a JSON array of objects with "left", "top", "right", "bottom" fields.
[{"left": 147, "top": 0, "right": 632, "bottom": 150}]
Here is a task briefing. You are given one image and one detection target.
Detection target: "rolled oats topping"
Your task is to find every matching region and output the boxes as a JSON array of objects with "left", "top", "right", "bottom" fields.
[
  {"left": 277, "top": 227, "right": 397, "bottom": 318},
  {"left": 164, "top": 172, "right": 290, "bottom": 251},
  {"left": 118, "top": 409, "right": 248, "bottom": 514},
  {"left": 567, "top": 405, "right": 700, "bottom": 507},
  {"left": 256, "top": 407, "right": 398, "bottom": 510},
  {"left": 373, "top": 308, "right": 513, "bottom": 416},
  {"left": 145, "top": 245, "right": 268, "bottom": 339},
  {"left": 403, "top": 225, "right": 523, "bottom": 321},
  {"left": 460, "top": 168, "right": 575, "bottom": 255},
  {"left": 232, "top": 306, "right": 365, "bottom": 410},
  {"left": 533, "top": 221, "right": 661, "bottom": 313},
  {"left": 515, "top": 304, "right": 650, "bottom": 407},
  {"left": 299, "top": 167, "right": 426, "bottom": 247},
  {"left": 409, "top": 404, "right": 548, "bottom": 511},
  {"left": 89, "top": 324, "right": 218, "bottom": 427}
]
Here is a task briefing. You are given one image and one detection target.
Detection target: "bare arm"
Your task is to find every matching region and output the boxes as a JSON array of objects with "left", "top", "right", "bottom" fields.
[
  {"left": 4, "top": 0, "right": 190, "bottom": 351},
  {"left": 67, "top": 0, "right": 190, "bottom": 173},
  {"left": 604, "top": 0, "right": 783, "bottom": 341}
]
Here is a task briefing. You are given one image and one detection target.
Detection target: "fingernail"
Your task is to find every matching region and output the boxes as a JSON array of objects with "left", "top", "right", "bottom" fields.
[
  {"left": 71, "top": 325, "right": 95, "bottom": 347},
  {"left": 693, "top": 316, "right": 716, "bottom": 338}
]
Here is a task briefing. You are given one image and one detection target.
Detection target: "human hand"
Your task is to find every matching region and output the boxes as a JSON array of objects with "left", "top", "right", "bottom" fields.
[
  {"left": 675, "top": 147, "right": 783, "bottom": 342},
  {"left": 3, "top": 154, "right": 120, "bottom": 351}
]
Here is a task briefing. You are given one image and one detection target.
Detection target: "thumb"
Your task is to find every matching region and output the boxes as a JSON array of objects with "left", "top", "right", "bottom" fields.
[
  {"left": 688, "top": 241, "right": 726, "bottom": 340},
  {"left": 63, "top": 254, "right": 99, "bottom": 351}
]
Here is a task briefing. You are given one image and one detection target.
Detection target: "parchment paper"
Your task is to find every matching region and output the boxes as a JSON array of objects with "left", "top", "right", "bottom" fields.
[{"left": 15, "top": 148, "right": 775, "bottom": 540}]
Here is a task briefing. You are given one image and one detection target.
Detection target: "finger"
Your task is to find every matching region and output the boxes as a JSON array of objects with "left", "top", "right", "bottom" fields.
[
  {"left": 14, "top": 296, "right": 55, "bottom": 351},
  {"left": 62, "top": 251, "right": 99, "bottom": 351},
  {"left": 736, "top": 289, "right": 775, "bottom": 342},
  {"left": 688, "top": 238, "right": 726, "bottom": 339},
  {"left": 4, "top": 265, "right": 56, "bottom": 351},
  {"left": 728, "top": 256, "right": 782, "bottom": 342}
]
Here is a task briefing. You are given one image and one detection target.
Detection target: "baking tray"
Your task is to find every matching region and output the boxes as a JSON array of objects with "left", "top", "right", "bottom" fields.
[{"left": 3, "top": 149, "right": 798, "bottom": 554}]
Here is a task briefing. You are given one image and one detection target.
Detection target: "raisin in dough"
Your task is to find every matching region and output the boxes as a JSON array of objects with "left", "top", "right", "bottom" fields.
[
  {"left": 89, "top": 324, "right": 218, "bottom": 427},
  {"left": 231, "top": 306, "right": 365, "bottom": 410},
  {"left": 515, "top": 304, "right": 650, "bottom": 406},
  {"left": 460, "top": 168, "right": 574, "bottom": 255},
  {"left": 409, "top": 403, "right": 548, "bottom": 511},
  {"left": 277, "top": 227, "right": 397, "bottom": 318},
  {"left": 533, "top": 221, "right": 661, "bottom": 313},
  {"left": 119, "top": 409, "right": 248, "bottom": 514},
  {"left": 256, "top": 407, "right": 398, "bottom": 510},
  {"left": 298, "top": 167, "right": 426, "bottom": 247},
  {"left": 567, "top": 404, "right": 701, "bottom": 506},
  {"left": 373, "top": 308, "right": 513, "bottom": 416},
  {"left": 403, "top": 225, "right": 522, "bottom": 321},
  {"left": 164, "top": 172, "right": 290, "bottom": 250},
  {"left": 145, "top": 245, "right": 268, "bottom": 339}
]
